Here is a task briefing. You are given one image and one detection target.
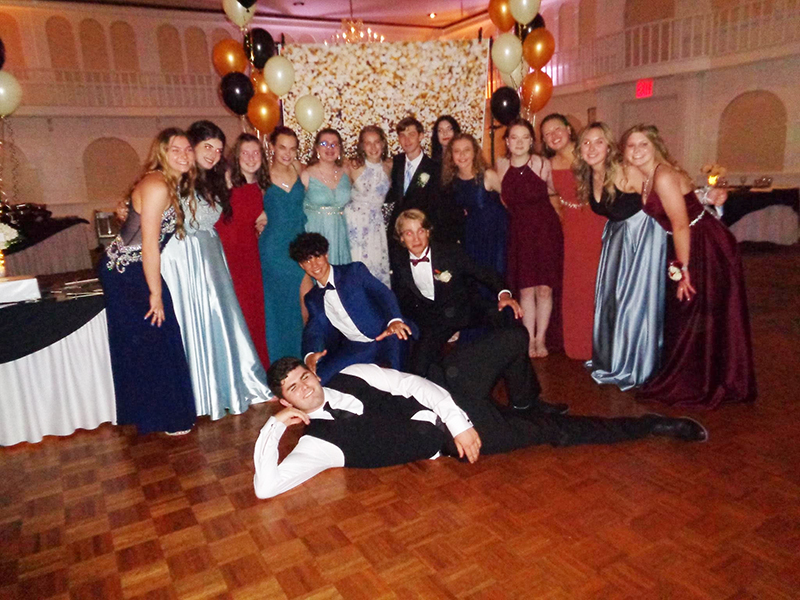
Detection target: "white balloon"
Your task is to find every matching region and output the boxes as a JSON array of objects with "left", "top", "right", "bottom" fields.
[
  {"left": 0, "top": 71, "right": 22, "bottom": 116},
  {"left": 295, "top": 94, "right": 324, "bottom": 132},
  {"left": 222, "top": 0, "right": 256, "bottom": 29},
  {"left": 501, "top": 59, "right": 529, "bottom": 90},
  {"left": 263, "top": 55, "right": 295, "bottom": 96},
  {"left": 491, "top": 33, "right": 523, "bottom": 74},
  {"left": 509, "top": 0, "right": 541, "bottom": 25}
]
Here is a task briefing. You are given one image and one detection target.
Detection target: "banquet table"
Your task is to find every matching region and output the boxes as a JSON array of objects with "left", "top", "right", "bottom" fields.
[
  {"left": 722, "top": 188, "right": 799, "bottom": 245},
  {"left": 0, "top": 295, "right": 116, "bottom": 446},
  {"left": 4, "top": 217, "right": 93, "bottom": 276}
]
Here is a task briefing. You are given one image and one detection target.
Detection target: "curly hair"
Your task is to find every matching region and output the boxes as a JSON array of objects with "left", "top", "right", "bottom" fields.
[
  {"left": 186, "top": 120, "right": 230, "bottom": 225},
  {"left": 136, "top": 127, "right": 194, "bottom": 238},
  {"left": 572, "top": 122, "right": 622, "bottom": 206},
  {"left": 441, "top": 133, "right": 487, "bottom": 188},
  {"left": 431, "top": 115, "right": 461, "bottom": 163},
  {"left": 307, "top": 128, "right": 345, "bottom": 167},
  {"left": 288, "top": 232, "right": 329, "bottom": 263},
  {"left": 267, "top": 357, "right": 305, "bottom": 398},
  {"left": 352, "top": 125, "right": 388, "bottom": 168}
]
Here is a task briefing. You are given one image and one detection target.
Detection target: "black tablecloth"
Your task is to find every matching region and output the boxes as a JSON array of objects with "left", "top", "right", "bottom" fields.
[
  {"left": 5, "top": 217, "right": 90, "bottom": 256},
  {"left": 0, "top": 295, "right": 105, "bottom": 364},
  {"left": 722, "top": 188, "right": 799, "bottom": 227}
]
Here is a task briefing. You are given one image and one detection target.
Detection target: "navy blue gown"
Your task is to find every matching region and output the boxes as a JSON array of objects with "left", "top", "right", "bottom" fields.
[
  {"left": 98, "top": 205, "right": 196, "bottom": 435},
  {"left": 452, "top": 176, "right": 508, "bottom": 278}
]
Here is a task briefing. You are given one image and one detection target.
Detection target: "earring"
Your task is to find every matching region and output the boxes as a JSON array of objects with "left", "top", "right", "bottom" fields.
[{"left": 316, "top": 152, "right": 320, "bottom": 160}]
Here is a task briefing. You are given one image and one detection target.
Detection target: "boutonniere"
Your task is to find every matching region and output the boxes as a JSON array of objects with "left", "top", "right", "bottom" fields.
[
  {"left": 417, "top": 172, "right": 430, "bottom": 187},
  {"left": 433, "top": 269, "right": 452, "bottom": 283}
]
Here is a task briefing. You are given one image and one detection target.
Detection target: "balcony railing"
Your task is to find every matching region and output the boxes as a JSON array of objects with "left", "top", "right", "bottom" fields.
[
  {"left": 16, "top": 70, "right": 222, "bottom": 111},
  {"left": 544, "top": 0, "right": 799, "bottom": 87}
]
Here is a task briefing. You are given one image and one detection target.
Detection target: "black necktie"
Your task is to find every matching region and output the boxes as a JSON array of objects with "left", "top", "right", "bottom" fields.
[{"left": 323, "top": 402, "right": 356, "bottom": 420}]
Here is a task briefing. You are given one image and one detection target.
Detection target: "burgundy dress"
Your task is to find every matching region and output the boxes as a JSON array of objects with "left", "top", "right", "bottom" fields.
[
  {"left": 553, "top": 169, "right": 605, "bottom": 360},
  {"left": 215, "top": 183, "right": 270, "bottom": 369},
  {"left": 502, "top": 163, "right": 564, "bottom": 351},
  {"left": 638, "top": 188, "right": 756, "bottom": 408}
]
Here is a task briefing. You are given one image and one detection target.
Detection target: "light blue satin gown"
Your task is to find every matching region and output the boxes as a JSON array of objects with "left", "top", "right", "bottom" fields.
[
  {"left": 304, "top": 174, "right": 352, "bottom": 265},
  {"left": 161, "top": 193, "right": 271, "bottom": 419},
  {"left": 585, "top": 188, "right": 667, "bottom": 390}
]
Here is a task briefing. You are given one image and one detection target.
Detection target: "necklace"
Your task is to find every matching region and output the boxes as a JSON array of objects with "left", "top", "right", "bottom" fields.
[
  {"left": 560, "top": 196, "right": 587, "bottom": 209},
  {"left": 317, "top": 167, "right": 340, "bottom": 187},
  {"left": 642, "top": 165, "right": 657, "bottom": 200}
]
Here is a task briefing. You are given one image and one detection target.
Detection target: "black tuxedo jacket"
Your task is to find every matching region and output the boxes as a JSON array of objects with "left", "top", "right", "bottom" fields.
[
  {"left": 386, "top": 153, "right": 440, "bottom": 230},
  {"left": 389, "top": 241, "right": 507, "bottom": 333}
]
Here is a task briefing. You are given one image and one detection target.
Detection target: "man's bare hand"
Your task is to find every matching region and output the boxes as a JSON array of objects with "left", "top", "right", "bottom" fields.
[
  {"left": 453, "top": 427, "right": 482, "bottom": 464},
  {"left": 273, "top": 406, "right": 310, "bottom": 427},
  {"left": 305, "top": 350, "right": 327, "bottom": 374},
  {"left": 498, "top": 293, "right": 523, "bottom": 319},
  {"left": 375, "top": 320, "right": 413, "bottom": 341}
]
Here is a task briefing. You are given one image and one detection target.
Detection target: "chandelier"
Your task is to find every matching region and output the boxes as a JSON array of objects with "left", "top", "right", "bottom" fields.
[{"left": 328, "top": 0, "right": 384, "bottom": 44}]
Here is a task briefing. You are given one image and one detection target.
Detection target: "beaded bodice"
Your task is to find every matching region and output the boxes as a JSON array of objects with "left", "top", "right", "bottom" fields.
[{"left": 105, "top": 205, "right": 178, "bottom": 273}]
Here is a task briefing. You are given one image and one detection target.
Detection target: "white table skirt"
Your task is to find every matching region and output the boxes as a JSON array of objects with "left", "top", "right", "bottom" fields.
[
  {"left": 0, "top": 310, "right": 116, "bottom": 446},
  {"left": 728, "top": 205, "right": 799, "bottom": 245}
]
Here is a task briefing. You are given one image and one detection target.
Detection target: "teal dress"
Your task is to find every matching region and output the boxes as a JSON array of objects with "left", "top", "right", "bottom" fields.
[
  {"left": 259, "top": 180, "right": 307, "bottom": 361},
  {"left": 304, "top": 175, "right": 352, "bottom": 265}
]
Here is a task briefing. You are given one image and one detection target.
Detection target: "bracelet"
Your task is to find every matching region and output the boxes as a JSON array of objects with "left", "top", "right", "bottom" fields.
[{"left": 668, "top": 260, "right": 687, "bottom": 282}]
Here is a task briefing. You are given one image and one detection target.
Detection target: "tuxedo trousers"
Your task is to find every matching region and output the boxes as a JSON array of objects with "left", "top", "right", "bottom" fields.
[
  {"left": 316, "top": 334, "right": 408, "bottom": 385},
  {"left": 431, "top": 327, "right": 655, "bottom": 455}
]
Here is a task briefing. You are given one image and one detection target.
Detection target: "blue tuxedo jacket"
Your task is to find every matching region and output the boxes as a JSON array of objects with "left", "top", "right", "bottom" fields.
[{"left": 302, "top": 262, "right": 414, "bottom": 355}]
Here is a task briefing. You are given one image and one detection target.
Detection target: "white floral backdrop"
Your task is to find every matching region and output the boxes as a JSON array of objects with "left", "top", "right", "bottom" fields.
[{"left": 281, "top": 41, "right": 489, "bottom": 160}]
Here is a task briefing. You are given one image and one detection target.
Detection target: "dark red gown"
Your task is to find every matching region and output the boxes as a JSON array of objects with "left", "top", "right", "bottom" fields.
[
  {"left": 215, "top": 183, "right": 270, "bottom": 369},
  {"left": 638, "top": 188, "right": 756, "bottom": 408},
  {"left": 502, "top": 163, "right": 564, "bottom": 352}
]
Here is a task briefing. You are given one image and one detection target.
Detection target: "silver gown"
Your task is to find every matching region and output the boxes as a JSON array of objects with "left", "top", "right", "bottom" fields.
[
  {"left": 586, "top": 190, "right": 668, "bottom": 390},
  {"left": 161, "top": 194, "right": 271, "bottom": 419}
]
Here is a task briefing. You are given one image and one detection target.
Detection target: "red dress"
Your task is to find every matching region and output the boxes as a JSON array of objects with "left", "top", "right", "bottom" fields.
[
  {"left": 215, "top": 183, "right": 270, "bottom": 368},
  {"left": 502, "top": 163, "right": 564, "bottom": 351},
  {"left": 552, "top": 169, "right": 606, "bottom": 360},
  {"left": 638, "top": 188, "right": 756, "bottom": 408}
]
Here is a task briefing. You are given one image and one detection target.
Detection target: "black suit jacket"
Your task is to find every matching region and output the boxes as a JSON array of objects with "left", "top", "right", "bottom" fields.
[
  {"left": 390, "top": 241, "right": 507, "bottom": 333},
  {"left": 386, "top": 153, "right": 440, "bottom": 231}
]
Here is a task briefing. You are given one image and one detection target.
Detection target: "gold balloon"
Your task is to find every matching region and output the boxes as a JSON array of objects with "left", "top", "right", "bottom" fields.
[
  {"left": 509, "top": 0, "right": 541, "bottom": 25},
  {"left": 522, "top": 27, "right": 555, "bottom": 70},
  {"left": 250, "top": 70, "right": 271, "bottom": 95},
  {"left": 295, "top": 94, "right": 325, "bottom": 132},
  {"left": 247, "top": 92, "right": 280, "bottom": 134},
  {"left": 212, "top": 39, "right": 248, "bottom": 77},
  {"left": 520, "top": 69, "right": 553, "bottom": 114},
  {"left": 491, "top": 32, "right": 523, "bottom": 75},
  {"left": 263, "top": 55, "right": 295, "bottom": 97},
  {"left": 488, "top": 0, "right": 516, "bottom": 33}
]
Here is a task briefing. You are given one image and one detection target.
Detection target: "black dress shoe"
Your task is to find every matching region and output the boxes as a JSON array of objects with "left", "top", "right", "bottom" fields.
[
  {"left": 512, "top": 399, "right": 569, "bottom": 416},
  {"left": 649, "top": 416, "right": 708, "bottom": 442}
]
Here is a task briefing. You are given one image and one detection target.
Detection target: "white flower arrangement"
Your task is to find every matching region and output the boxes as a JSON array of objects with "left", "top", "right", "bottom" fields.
[
  {"left": 434, "top": 269, "right": 452, "bottom": 283},
  {"left": 417, "top": 172, "right": 430, "bottom": 187},
  {"left": 0, "top": 223, "right": 21, "bottom": 250}
]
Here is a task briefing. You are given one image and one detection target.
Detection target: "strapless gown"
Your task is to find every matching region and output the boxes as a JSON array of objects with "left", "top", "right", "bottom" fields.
[
  {"left": 304, "top": 175, "right": 352, "bottom": 265},
  {"left": 98, "top": 205, "right": 196, "bottom": 435},
  {"left": 638, "top": 187, "right": 756, "bottom": 408},
  {"left": 259, "top": 180, "right": 307, "bottom": 361},
  {"left": 161, "top": 194, "right": 271, "bottom": 420},
  {"left": 452, "top": 176, "right": 508, "bottom": 278},
  {"left": 345, "top": 162, "right": 391, "bottom": 286},
  {"left": 586, "top": 188, "right": 667, "bottom": 390}
]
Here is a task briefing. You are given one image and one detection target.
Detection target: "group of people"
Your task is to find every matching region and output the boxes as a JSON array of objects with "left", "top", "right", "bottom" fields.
[{"left": 97, "top": 109, "right": 755, "bottom": 495}]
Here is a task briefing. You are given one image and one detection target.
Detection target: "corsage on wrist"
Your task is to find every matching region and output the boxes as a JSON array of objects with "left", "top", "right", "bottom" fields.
[{"left": 668, "top": 260, "right": 688, "bottom": 282}]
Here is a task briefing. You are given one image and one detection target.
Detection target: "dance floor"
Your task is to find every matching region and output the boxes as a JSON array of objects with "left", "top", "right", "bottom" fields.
[{"left": 1, "top": 243, "right": 798, "bottom": 600}]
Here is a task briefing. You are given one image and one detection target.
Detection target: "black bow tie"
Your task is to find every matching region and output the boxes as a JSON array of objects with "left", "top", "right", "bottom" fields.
[
  {"left": 322, "top": 282, "right": 335, "bottom": 291},
  {"left": 323, "top": 401, "right": 356, "bottom": 420}
]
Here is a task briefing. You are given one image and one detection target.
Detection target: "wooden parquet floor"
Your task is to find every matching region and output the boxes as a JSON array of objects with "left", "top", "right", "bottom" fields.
[{"left": 2, "top": 243, "right": 799, "bottom": 600}]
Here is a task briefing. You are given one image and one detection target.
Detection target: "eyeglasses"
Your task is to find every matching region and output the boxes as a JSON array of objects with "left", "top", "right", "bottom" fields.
[{"left": 318, "top": 141, "right": 339, "bottom": 149}]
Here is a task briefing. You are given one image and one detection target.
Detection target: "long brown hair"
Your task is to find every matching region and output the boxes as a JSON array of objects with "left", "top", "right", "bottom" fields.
[
  {"left": 572, "top": 122, "right": 622, "bottom": 205},
  {"left": 229, "top": 133, "right": 270, "bottom": 190},
  {"left": 503, "top": 118, "right": 537, "bottom": 159},
  {"left": 307, "top": 128, "right": 345, "bottom": 167},
  {"left": 619, "top": 123, "right": 688, "bottom": 179},
  {"left": 352, "top": 125, "right": 388, "bottom": 168},
  {"left": 441, "top": 133, "right": 487, "bottom": 187},
  {"left": 540, "top": 113, "right": 578, "bottom": 159},
  {"left": 136, "top": 127, "right": 194, "bottom": 238}
]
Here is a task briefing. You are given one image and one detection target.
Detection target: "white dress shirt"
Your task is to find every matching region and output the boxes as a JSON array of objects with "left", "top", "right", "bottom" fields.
[
  {"left": 409, "top": 246, "right": 435, "bottom": 300},
  {"left": 253, "top": 363, "right": 473, "bottom": 499},
  {"left": 403, "top": 152, "right": 424, "bottom": 193},
  {"left": 320, "top": 269, "right": 372, "bottom": 343}
]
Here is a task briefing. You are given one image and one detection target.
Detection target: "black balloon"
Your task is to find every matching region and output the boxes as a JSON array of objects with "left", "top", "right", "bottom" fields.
[
  {"left": 220, "top": 72, "right": 254, "bottom": 115},
  {"left": 237, "top": 0, "right": 258, "bottom": 8},
  {"left": 243, "top": 28, "right": 275, "bottom": 70},
  {"left": 0, "top": 38, "right": 5, "bottom": 70},
  {"left": 515, "top": 14, "right": 546, "bottom": 43},
  {"left": 490, "top": 87, "right": 521, "bottom": 125}
]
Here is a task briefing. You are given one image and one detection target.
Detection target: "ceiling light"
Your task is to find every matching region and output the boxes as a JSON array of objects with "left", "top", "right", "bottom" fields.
[{"left": 429, "top": 13, "right": 436, "bottom": 19}]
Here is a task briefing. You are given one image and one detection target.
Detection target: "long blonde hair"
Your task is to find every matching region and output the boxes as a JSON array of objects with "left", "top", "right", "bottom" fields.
[
  {"left": 573, "top": 122, "right": 622, "bottom": 205},
  {"left": 619, "top": 123, "right": 690, "bottom": 181},
  {"left": 137, "top": 128, "right": 195, "bottom": 239}
]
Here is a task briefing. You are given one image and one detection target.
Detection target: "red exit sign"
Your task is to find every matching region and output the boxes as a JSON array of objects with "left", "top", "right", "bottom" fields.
[{"left": 636, "top": 78, "right": 654, "bottom": 98}]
